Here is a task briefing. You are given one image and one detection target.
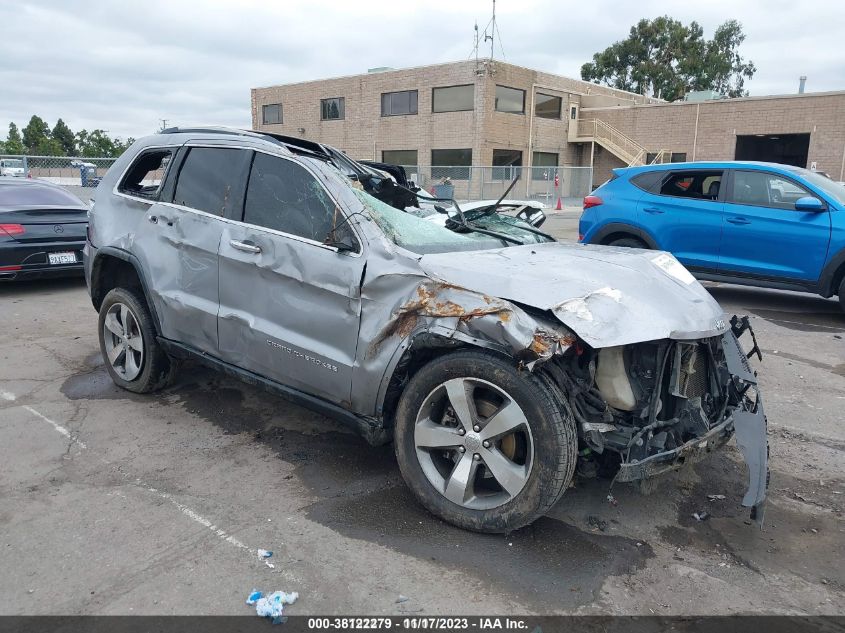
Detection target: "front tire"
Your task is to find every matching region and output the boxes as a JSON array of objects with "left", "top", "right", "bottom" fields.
[
  {"left": 394, "top": 350, "right": 577, "bottom": 532},
  {"left": 98, "top": 287, "right": 175, "bottom": 393}
]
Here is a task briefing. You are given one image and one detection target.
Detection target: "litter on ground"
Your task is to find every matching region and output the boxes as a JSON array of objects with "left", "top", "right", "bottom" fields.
[{"left": 246, "top": 589, "right": 299, "bottom": 624}]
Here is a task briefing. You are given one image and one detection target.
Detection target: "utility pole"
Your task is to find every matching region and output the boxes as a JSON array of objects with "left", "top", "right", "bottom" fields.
[{"left": 159, "top": 119, "right": 168, "bottom": 132}]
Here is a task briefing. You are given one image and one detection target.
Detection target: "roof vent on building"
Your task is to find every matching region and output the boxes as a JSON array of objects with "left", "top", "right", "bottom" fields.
[
  {"left": 799, "top": 76, "right": 807, "bottom": 94},
  {"left": 684, "top": 89, "right": 723, "bottom": 102}
]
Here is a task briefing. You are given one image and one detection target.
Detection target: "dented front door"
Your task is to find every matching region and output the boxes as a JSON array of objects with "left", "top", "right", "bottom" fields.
[{"left": 216, "top": 152, "right": 364, "bottom": 406}]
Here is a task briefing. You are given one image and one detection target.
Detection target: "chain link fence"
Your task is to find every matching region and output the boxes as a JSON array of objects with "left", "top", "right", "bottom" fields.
[
  {"left": 2, "top": 154, "right": 593, "bottom": 208},
  {"left": 401, "top": 165, "right": 592, "bottom": 207},
  {"left": 0, "top": 154, "right": 117, "bottom": 188}
]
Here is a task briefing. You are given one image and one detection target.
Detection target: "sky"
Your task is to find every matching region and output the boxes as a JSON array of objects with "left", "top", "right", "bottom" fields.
[{"left": 2, "top": 0, "right": 844, "bottom": 143}]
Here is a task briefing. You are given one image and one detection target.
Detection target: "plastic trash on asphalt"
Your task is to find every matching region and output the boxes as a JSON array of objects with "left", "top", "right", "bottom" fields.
[{"left": 246, "top": 589, "right": 299, "bottom": 624}]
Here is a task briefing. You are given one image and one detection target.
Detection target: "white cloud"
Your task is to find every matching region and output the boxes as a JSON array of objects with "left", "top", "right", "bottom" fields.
[{"left": 1, "top": 0, "right": 843, "bottom": 142}]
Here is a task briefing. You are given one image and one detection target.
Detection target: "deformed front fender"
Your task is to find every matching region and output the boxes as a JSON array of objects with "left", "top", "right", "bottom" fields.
[{"left": 358, "top": 277, "right": 577, "bottom": 419}]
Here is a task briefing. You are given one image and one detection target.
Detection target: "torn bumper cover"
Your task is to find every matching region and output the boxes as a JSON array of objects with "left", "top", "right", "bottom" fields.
[{"left": 616, "top": 327, "right": 769, "bottom": 517}]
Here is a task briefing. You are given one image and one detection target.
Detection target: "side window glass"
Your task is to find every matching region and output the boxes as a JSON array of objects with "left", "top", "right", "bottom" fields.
[
  {"left": 730, "top": 171, "right": 813, "bottom": 210},
  {"left": 659, "top": 171, "right": 721, "bottom": 200},
  {"left": 173, "top": 147, "right": 248, "bottom": 217},
  {"left": 769, "top": 176, "right": 812, "bottom": 209},
  {"left": 119, "top": 150, "right": 173, "bottom": 199},
  {"left": 244, "top": 153, "right": 356, "bottom": 249}
]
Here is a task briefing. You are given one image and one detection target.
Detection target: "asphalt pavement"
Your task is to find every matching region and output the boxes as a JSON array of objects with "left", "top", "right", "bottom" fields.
[{"left": 0, "top": 208, "right": 843, "bottom": 615}]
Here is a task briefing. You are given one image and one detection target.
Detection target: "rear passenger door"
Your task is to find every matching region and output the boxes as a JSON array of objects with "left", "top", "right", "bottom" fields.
[
  {"left": 131, "top": 144, "right": 250, "bottom": 354},
  {"left": 217, "top": 151, "right": 364, "bottom": 406},
  {"left": 635, "top": 169, "right": 725, "bottom": 271},
  {"left": 719, "top": 169, "right": 831, "bottom": 281}
]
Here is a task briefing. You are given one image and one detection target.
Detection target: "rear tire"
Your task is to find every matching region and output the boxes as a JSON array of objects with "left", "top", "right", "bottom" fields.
[
  {"left": 98, "top": 287, "right": 176, "bottom": 393},
  {"left": 394, "top": 350, "right": 577, "bottom": 533},
  {"left": 608, "top": 236, "right": 648, "bottom": 249}
]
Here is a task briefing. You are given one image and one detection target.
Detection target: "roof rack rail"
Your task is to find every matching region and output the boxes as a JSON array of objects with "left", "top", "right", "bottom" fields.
[
  {"left": 159, "top": 126, "right": 262, "bottom": 137},
  {"left": 158, "top": 126, "right": 330, "bottom": 162}
]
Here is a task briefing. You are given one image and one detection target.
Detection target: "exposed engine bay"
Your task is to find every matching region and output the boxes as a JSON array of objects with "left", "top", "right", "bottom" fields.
[{"left": 538, "top": 317, "right": 768, "bottom": 516}]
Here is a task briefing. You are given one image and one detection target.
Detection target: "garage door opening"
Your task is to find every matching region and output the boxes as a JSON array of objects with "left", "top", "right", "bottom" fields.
[{"left": 735, "top": 133, "right": 810, "bottom": 167}]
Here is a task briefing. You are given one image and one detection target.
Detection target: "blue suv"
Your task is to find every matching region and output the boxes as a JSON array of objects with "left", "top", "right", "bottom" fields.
[{"left": 579, "top": 161, "right": 845, "bottom": 311}]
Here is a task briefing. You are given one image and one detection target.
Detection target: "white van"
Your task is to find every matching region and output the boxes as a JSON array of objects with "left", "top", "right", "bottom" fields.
[{"left": 0, "top": 159, "right": 26, "bottom": 177}]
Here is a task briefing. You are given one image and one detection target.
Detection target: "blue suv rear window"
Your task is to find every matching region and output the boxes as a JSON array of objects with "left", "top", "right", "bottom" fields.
[{"left": 630, "top": 171, "right": 663, "bottom": 192}]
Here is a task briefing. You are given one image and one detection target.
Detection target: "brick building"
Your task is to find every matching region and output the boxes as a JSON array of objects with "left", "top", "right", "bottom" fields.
[{"left": 251, "top": 59, "right": 845, "bottom": 194}]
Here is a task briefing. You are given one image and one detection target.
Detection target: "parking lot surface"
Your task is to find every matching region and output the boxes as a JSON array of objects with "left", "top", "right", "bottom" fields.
[{"left": 1, "top": 209, "right": 843, "bottom": 615}]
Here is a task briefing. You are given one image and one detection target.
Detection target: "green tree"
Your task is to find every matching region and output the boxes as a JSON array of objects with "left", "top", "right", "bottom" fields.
[
  {"left": 5, "top": 123, "right": 24, "bottom": 155},
  {"left": 701, "top": 20, "right": 756, "bottom": 98},
  {"left": 34, "top": 137, "right": 64, "bottom": 156},
  {"left": 51, "top": 118, "right": 76, "bottom": 155},
  {"left": 22, "top": 115, "right": 51, "bottom": 154},
  {"left": 581, "top": 17, "right": 755, "bottom": 101},
  {"left": 75, "top": 129, "right": 134, "bottom": 158}
]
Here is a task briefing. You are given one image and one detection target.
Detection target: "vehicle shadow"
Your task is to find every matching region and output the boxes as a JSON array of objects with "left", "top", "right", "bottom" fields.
[
  {"left": 0, "top": 276, "right": 87, "bottom": 297},
  {"left": 705, "top": 283, "right": 844, "bottom": 332}
]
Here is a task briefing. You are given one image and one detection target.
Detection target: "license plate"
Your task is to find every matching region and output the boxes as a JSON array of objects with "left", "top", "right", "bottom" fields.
[{"left": 48, "top": 251, "right": 76, "bottom": 265}]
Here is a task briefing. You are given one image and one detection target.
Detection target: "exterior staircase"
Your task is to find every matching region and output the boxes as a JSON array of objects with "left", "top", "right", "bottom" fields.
[{"left": 569, "top": 118, "right": 668, "bottom": 166}]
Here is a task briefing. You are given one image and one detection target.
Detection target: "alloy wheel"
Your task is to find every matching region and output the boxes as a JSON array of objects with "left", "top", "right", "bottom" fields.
[
  {"left": 414, "top": 377, "right": 534, "bottom": 510},
  {"left": 102, "top": 302, "right": 144, "bottom": 381}
]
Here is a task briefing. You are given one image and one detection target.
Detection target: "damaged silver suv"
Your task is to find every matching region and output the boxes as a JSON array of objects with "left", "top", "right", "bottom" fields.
[{"left": 84, "top": 128, "right": 768, "bottom": 532}]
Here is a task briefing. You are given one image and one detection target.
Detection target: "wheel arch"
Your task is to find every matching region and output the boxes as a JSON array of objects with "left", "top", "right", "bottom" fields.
[
  {"left": 590, "top": 222, "right": 659, "bottom": 249},
  {"left": 818, "top": 246, "right": 845, "bottom": 298},
  {"left": 376, "top": 328, "right": 513, "bottom": 430},
  {"left": 90, "top": 247, "right": 162, "bottom": 335}
]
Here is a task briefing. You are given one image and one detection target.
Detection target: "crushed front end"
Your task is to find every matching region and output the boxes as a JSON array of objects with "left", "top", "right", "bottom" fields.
[{"left": 541, "top": 316, "right": 768, "bottom": 519}]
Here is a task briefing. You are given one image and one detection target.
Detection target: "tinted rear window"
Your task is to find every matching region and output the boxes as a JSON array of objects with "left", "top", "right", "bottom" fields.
[
  {"left": 630, "top": 171, "right": 663, "bottom": 192},
  {"left": 0, "top": 184, "right": 83, "bottom": 207},
  {"left": 173, "top": 147, "right": 250, "bottom": 216}
]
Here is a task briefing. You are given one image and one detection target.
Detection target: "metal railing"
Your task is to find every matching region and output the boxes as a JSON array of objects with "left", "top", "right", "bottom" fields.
[
  {"left": 572, "top": 119, "right": 672, "bottom": 167},
  {"left": 400, "top": 165, "right": 593, "bottom": 206},
  {"left": 590, "top": 119, "right": 647, "bottom": 165}
]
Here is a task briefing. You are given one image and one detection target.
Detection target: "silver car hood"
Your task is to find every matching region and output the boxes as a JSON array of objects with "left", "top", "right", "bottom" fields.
[{"left": 418, "top": 242, "right": 728, "bottom": 348}]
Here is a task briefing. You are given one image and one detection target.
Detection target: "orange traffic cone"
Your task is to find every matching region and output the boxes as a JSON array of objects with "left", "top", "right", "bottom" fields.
[{"left": 555, "top": 196, "right": 562, "bottom": 211}]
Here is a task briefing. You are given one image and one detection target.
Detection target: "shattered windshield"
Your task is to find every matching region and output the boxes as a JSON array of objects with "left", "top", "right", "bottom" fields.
[{"left": 353, "top": 189, "right": 552, "bottom": 255}]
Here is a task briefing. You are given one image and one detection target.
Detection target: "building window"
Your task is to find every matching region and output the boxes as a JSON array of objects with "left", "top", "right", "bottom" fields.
[
  {"left": 432, "top": 85, "right": 474, "bottom": 113},
  {"left": 532, "top": 151, "right": 558, "bottom": 167},
  {"left": 646, "top": 152, "right": 660, "bottom": 164},
  {"left": 570, "top": 106, "right": 577, "bottom": 120},
  {"left": 320, "top": 97, "right": 345, "bottom": 121},
  {"left": 495, "top": 85, "right": 525, "bottom": 114},
  {"left": 670, "top": 152, "right": 687, "bottom": 163},
  {"left": 382, "top": 150, "right": 418, "bottom": 167},
  {"left": 492, "top": 149, "right": 522, "bottom": 180},
  {"left": 431, "top": 148, "right": 472, "bottom": 180},
  {"left": 534, "top": 93, "right": 561, "bottom": 119},
  {"left": 381, "top": 90, "right": 418, "bottom": 116},
  {"left": 262, "top": 104, "right": 282, "bottom": 125}
]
